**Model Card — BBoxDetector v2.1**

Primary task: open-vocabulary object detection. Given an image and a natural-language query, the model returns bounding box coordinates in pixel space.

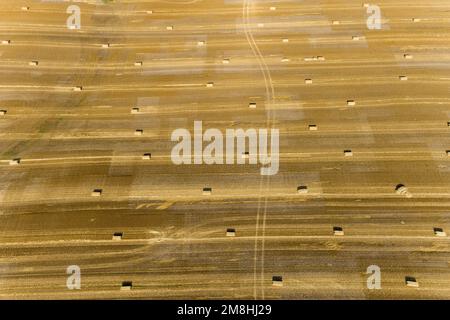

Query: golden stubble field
[0,0,449,299]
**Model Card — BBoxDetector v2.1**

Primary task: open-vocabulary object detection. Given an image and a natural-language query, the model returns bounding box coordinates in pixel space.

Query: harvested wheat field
[0,0,449,299]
